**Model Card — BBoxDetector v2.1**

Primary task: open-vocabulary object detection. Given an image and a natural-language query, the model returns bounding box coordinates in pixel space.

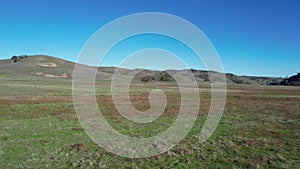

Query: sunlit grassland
[0,79,299,168]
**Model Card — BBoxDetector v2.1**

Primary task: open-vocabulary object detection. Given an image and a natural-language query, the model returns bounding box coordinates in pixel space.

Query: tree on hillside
[11,56,18,63]
[141,76,155,82]
[277,73,300,86]
[10,55,28,63]
[288,73,300,86]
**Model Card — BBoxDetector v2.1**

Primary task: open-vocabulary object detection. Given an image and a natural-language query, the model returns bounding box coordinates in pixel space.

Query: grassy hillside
[0,55,299,168]
[0,55,283,85]
[0,55,74,80]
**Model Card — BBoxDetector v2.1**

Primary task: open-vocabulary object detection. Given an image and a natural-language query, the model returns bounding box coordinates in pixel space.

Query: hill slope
[0,55,74,79]
[0,55,283,85]
[276,73,300,86]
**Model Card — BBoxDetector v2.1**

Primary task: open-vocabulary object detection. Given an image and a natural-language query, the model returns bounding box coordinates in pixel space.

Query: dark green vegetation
[0,56,299,168]
[276,73,300,86]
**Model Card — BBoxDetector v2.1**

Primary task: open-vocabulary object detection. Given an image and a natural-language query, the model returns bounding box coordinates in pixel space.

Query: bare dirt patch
[70,143,88,152]
[36,62,57,67]
[32,72,69,78]
[0,95,72,104]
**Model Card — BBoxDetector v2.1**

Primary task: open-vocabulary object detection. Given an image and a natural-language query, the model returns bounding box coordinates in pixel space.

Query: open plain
[0,67,299,168]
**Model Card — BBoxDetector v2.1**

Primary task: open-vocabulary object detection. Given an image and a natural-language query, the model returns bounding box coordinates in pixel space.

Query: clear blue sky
[0,0,299,77]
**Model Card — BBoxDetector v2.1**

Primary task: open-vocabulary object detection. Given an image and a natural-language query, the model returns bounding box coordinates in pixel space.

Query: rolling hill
[0,55,284,85]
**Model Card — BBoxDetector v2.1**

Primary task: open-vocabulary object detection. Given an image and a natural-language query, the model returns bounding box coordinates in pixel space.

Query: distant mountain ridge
[0,55,288,85]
